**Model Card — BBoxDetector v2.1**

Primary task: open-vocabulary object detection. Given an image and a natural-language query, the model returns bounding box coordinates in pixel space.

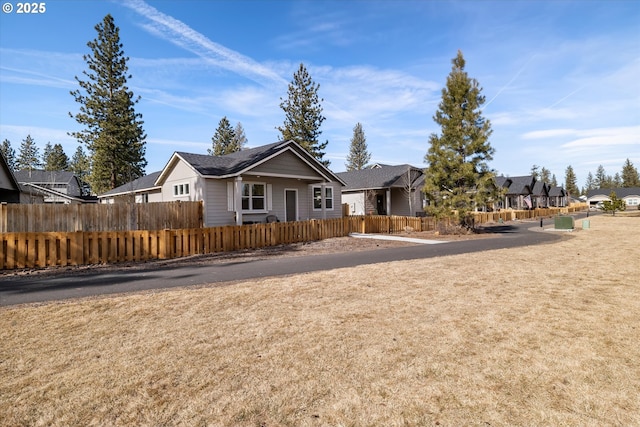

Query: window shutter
[267,184,273,211]
[227,182,234,211]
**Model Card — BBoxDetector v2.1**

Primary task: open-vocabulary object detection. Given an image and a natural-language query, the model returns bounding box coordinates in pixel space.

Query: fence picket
[1,206,587,271]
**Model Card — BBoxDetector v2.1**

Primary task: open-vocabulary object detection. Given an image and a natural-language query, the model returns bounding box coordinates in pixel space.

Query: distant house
[495,175,566,210]
[14,170,94,204]
[0,151,21,203]
[531,180,550,208]
[586,187,640,209]
[336,164,425,216]
[99,171,163,204]
[548,186,568,207]
[98,140,345,226]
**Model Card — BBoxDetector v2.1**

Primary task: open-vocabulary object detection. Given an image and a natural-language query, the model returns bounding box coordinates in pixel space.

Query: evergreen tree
[277,63,329,166]
[584,172,596,191]
[16,134,42,171]
[550,174,558,187]
[602,191,626,216]
[232,122,248,152]
[42,142,53,167]
[345,122,371,171]
[69,14,147,194]
[208,117,237,156]
[1,139,16,171]
[621,158,640,187]
[564,165,579,197]
[69,145,91,195]
[613,172,622,188]
[540,167,551,184]
[530,164,540,180]
[423,50,496,224]
[595,165,610,189]
[43,143,69,171]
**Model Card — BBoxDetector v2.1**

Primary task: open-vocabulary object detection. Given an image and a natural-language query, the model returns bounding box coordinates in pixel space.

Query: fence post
[159,229,171,259]
[1,202,7,233]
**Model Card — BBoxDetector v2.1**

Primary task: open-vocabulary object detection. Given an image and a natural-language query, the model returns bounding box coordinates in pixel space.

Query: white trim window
[242,182,266,212]
[173,183,190,197]
[313,186,333,210]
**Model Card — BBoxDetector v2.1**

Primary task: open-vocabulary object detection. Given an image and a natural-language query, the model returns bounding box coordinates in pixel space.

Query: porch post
[235,176,243,225]
[386,189,391,216]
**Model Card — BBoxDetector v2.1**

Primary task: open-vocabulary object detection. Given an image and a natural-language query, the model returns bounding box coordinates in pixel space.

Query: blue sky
[1,0,638,190]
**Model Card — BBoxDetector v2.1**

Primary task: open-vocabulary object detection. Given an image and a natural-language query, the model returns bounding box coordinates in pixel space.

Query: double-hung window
[242,182,266,211]
[313,186,333,210]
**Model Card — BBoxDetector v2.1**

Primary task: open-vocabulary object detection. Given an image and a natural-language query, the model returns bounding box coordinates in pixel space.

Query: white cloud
[121,0,287,87]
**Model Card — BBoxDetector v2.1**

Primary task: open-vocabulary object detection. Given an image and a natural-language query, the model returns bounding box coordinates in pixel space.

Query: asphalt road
[0,214,592,307]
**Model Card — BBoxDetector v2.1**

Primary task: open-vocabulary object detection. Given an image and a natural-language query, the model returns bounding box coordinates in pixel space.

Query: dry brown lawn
[1,215,639,426]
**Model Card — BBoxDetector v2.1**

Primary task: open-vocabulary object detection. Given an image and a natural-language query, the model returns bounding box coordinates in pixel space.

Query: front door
[376,194,385,215]
[285,189,297,222]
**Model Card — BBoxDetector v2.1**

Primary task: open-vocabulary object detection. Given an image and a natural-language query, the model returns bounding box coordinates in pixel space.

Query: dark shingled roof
[586,187,640,198]
[336,164,423,191]
[531,180,548,196]
[502,175,535,195]
[14,169,78,184]
[100,171,162,196]
[548,186,566,197]
[175,141,285,176]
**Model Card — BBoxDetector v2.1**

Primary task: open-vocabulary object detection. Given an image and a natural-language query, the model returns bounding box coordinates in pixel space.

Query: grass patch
[1,216,639,426]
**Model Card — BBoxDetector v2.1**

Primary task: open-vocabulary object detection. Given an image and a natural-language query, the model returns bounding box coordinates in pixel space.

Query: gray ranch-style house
[337,164,425,216]
[495,175,568,210]
[586,187,640,209]
[99,140,346,227]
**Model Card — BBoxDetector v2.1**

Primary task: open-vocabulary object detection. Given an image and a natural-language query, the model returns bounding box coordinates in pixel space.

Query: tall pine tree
[232,122,248,152]
[621,158,639,187]
[564,165,579,197]
[16,134,42,171]
[208,117,238,156]
[1,139,16,171]
[345,122,371,171]
[43,143,70,171]
[69,14,146,194]
[278,63,329,166]
[540,167,552,184]
[584,171,596,192]
[69,146,91,195]
[423,51,496,223]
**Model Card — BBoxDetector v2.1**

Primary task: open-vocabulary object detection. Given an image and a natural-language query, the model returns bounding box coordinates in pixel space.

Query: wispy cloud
[0,48,80,89]
[121,0,287,86]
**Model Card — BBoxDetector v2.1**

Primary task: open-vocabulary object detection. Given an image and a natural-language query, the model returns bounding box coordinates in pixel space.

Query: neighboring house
[99,140,345,226]
[586,187,640,209]
[548,186,567,208]
[14,170,92,204]
[531,180,549,208]
[0,151,21,203]
[495,175,567,210]
[98,171,163,204]
[337,164,425,216]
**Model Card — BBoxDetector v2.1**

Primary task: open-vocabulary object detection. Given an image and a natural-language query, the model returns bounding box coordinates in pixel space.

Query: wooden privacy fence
[0,218,351,270]
[1,207,587,270]
[0,201,203,232]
